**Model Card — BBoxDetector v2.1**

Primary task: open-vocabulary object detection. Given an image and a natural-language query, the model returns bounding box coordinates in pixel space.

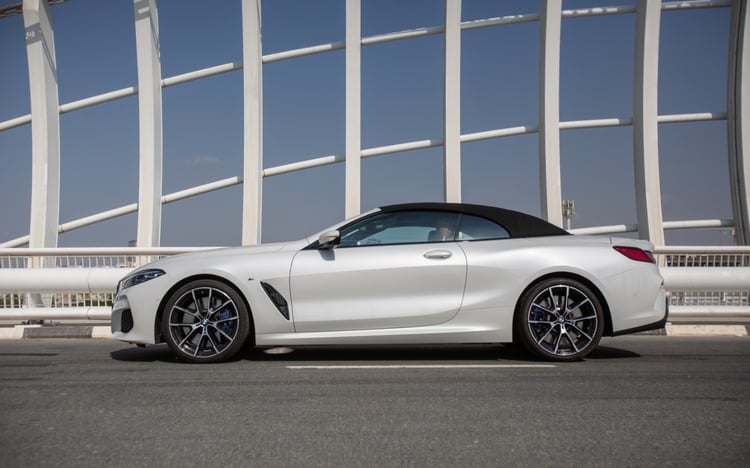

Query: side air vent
[121,309,134,333]
[260,282,290,320]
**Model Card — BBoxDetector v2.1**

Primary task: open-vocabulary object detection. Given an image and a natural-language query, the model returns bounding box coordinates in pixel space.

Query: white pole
[539,0,563,227]
[23,0,60,253]
[133,0,163,247]
[242,0,264,245]
[444,0,462,203]
[345,0,362,218]
[728,0,750,244]
[633,0,665,246]
[23,0,60,307]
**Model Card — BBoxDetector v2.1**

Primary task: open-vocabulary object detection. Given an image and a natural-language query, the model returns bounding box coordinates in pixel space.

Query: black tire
[515,278,604,361]
[161,279,251,363]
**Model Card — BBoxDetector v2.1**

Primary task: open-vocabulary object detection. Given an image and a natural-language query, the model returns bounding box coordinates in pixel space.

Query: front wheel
[161,279,251,363]
[516,278,604,361]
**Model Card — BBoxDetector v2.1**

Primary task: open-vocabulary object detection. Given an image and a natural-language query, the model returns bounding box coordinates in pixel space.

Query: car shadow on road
[110,343,179,363]
[110,342,641,364]
[244,344,532,362]
[110,343,535,363]
[586,345,641,359]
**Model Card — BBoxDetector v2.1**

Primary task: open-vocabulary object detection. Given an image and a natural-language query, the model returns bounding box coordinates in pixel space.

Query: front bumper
[110,275,169,345]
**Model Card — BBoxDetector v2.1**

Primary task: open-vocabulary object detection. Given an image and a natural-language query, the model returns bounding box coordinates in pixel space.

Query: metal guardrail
[0,246,748,323]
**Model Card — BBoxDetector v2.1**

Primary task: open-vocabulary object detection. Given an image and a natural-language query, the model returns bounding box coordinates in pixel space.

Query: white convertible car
[112,203,667,363]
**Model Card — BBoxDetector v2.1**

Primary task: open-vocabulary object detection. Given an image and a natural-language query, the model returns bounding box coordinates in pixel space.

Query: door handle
[424,249,452,260]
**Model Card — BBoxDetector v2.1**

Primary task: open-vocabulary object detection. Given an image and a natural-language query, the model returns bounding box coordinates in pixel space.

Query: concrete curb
[0,324,747,340]
[0,325,113,340]
[665,323,748,337]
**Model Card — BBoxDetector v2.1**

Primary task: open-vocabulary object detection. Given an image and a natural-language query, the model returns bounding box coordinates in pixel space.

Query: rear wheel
[516,278,603,361]
[161,279,250,363]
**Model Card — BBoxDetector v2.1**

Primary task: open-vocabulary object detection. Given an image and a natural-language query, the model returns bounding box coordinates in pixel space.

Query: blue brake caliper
[217,308,235,337]
[531,306,547,335]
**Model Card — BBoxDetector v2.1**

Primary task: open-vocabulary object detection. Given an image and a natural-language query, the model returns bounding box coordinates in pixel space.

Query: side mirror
[318,230,340,249]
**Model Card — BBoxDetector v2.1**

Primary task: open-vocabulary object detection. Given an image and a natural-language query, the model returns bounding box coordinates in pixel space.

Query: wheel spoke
[563,286,571,313]
[178,326,200,349]
[573,313,597,322]
[169,320,197,328]
[535,324,556,345]
[192,290,203,315]
[547,288,558,311]
[531,302,556,316]
[568,323,593,343]
[169,314,201,327]
[211,323,235,342]
[205,331,220,354]
[211,299,234,316]
[192,335,203,357]
[553,330,563,354]
[174,305,200,319]
[567,297,591,314]
[214,316,238,325]
[566,331,580,353]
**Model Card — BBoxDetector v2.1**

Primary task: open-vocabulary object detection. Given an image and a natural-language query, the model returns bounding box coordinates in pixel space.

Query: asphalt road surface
[0,336,748,467]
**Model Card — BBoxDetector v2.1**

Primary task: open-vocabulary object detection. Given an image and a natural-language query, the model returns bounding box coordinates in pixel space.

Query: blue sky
[0,0,735,247]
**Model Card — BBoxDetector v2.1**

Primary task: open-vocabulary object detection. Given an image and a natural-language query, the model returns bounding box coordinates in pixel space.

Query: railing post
[539,0,563,227]
[345,0,362,218]
[242,0,264,245]
[728,0,750,245]
[633,0,665,246]
[444,0,462,203]
[133,0,163,248]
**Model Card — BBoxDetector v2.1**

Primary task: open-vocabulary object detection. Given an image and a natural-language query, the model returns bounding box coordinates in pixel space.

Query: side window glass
[338,211,460,247]
[458,214,510,240]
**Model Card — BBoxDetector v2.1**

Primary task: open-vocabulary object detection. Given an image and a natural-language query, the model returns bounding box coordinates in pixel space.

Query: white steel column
[538,0,563,227]
[633,0,665,245]
[133,0,163,247]
[444,0,462,203]
[345,0,361,218]
[242,0,263,245]
[23,0,60,251]
[728,0,750,245]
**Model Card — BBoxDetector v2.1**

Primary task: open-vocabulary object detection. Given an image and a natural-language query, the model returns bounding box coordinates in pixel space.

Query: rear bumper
[612,296,669,336]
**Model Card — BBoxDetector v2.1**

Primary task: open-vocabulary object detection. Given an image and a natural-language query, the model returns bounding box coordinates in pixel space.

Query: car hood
[131,240,307,273]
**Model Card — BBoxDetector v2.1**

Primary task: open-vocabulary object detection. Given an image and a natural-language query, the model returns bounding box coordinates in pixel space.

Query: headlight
[117,269,166,293]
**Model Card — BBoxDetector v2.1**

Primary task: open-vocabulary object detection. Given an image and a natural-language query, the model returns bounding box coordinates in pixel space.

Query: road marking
[286,364,556,369]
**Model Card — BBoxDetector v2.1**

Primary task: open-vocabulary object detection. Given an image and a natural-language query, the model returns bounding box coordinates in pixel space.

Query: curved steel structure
[0,0,748,249]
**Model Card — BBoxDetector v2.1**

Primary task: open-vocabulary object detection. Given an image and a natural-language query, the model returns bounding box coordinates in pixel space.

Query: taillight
[613,246,655,263]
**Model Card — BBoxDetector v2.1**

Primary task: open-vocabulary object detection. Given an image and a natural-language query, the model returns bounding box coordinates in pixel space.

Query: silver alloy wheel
[167,286,240,359]
[526,284,599,357]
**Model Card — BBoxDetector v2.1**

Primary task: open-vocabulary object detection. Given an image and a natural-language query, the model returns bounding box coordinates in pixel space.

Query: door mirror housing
[318,230,340,249]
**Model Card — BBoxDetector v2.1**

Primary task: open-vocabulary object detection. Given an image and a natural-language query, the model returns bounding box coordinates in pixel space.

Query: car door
[289,211,468,333]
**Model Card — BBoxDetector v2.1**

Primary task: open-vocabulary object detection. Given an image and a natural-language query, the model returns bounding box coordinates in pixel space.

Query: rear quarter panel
[457,236,659,332]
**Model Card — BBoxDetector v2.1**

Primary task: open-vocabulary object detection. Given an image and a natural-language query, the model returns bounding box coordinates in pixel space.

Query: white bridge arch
[0,0,749,320]
[0,0,748,249]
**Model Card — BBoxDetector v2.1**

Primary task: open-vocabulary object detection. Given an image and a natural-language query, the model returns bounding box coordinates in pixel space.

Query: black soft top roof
[379,202,569,238]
